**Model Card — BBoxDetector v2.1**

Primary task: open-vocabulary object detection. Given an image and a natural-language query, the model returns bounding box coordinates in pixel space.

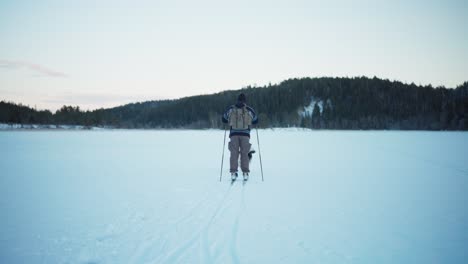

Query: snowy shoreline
[0,123,106,130]
[1,123,466,132]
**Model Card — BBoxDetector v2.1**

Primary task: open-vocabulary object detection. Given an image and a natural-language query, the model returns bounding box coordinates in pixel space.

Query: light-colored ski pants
[228,135,252,173]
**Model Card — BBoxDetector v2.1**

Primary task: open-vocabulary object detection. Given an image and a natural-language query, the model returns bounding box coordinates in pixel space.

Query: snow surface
[1,130,468,263]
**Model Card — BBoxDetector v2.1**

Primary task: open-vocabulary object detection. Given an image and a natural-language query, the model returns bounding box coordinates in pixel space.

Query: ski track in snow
[229,183,247,264]
[78,179,247,264]
[127,182,216,264]
[147,180,246,264]
[201,185,234,263]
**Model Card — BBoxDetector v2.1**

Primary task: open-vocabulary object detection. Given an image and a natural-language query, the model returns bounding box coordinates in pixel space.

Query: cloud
[0,59,68,78]
[41,92,165,111]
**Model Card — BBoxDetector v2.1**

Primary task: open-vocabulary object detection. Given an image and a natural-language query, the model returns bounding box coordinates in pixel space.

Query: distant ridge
[1,76,467,130]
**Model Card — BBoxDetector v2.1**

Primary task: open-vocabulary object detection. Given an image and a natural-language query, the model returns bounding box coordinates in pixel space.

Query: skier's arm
[247,106,258,125]
[222,106,233,124]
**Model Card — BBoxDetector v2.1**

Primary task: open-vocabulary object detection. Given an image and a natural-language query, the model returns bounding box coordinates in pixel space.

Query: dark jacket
[222,102,258,137]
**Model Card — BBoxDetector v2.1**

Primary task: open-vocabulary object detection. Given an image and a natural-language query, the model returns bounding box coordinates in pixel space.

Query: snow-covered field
[1,130,467,263]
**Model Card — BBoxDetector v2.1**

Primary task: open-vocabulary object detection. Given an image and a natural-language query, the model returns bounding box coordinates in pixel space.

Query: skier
[222,93,258,181]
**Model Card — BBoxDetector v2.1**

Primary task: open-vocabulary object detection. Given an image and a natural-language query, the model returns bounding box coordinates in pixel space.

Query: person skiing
[222,93,258,181]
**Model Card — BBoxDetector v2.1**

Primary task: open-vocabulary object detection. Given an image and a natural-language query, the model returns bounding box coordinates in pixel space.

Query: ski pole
[255,127,264,181]
[220,126,227,182]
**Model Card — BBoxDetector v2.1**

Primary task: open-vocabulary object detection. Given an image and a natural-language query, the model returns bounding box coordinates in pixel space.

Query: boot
[231,172,238,181]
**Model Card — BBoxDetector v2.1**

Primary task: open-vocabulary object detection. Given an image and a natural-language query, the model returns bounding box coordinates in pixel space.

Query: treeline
[1,76,468,130]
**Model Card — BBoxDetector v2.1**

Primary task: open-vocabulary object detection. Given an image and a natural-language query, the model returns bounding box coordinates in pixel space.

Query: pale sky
[1,0,467,111]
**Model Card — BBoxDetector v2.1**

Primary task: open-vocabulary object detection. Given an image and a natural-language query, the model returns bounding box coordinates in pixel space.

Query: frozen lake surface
[1,130,467,263]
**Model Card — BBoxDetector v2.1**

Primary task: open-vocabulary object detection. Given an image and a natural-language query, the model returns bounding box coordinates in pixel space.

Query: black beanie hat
[238,93,246,103]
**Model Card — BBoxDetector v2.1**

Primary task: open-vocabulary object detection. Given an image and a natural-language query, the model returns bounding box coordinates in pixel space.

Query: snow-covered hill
[1,130,467,263]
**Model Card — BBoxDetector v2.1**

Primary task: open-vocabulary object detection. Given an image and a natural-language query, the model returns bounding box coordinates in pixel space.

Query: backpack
[229,105,252,130]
